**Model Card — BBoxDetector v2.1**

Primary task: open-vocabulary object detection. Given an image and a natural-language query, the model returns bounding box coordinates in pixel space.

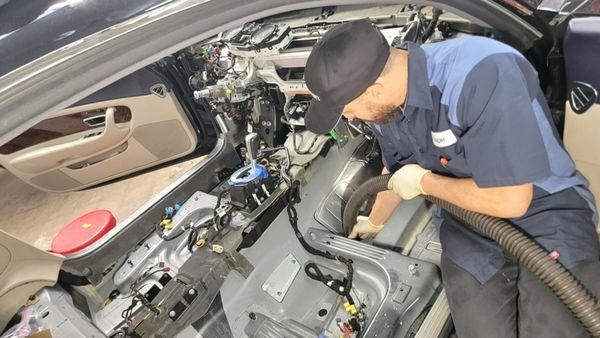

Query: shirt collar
[400,41,433,112]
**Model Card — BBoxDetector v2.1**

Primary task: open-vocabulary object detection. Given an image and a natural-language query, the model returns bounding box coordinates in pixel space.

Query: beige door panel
[0,92,197,192]
[564,103,600,213]
[65,137,157,183]
[0,230,64,331]
[10,107,131,174]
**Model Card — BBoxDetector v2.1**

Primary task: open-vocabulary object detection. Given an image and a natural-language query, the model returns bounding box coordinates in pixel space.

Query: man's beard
[368,103,402,125]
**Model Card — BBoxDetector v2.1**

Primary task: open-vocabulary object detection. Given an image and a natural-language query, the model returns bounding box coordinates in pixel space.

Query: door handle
[11,107,131,173]
[83,114,106,128]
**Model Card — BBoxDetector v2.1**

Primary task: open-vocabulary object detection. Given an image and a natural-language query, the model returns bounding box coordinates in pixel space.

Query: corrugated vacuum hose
[342,174,600,337]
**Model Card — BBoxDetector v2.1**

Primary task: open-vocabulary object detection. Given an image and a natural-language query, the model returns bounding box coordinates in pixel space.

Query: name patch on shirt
[431,129,457,148]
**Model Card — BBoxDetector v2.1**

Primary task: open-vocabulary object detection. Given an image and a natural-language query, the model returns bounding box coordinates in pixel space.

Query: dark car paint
[563,16,600,103]
[0,0,171,78]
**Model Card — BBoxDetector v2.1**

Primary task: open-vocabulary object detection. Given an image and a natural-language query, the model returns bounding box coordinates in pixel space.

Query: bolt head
[169,310,176,318]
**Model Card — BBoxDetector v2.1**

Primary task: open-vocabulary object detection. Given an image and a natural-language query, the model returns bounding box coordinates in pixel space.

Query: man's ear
[365,82,386,100]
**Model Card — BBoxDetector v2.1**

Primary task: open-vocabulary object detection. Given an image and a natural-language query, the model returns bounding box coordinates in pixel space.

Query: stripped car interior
[1,2,599,338]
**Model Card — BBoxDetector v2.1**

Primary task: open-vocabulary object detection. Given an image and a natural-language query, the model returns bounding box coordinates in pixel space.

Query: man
[303,19,600,337]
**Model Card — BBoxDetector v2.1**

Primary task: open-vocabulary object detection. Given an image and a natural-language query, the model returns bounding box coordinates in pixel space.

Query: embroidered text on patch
[431,129,457,148]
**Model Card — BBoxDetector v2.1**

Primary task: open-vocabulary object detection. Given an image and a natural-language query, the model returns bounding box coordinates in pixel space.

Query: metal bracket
[261,253,301,302]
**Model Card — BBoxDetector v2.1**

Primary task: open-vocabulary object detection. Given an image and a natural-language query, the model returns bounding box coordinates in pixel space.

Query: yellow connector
[343,301,357,315]
[160,219,173,230]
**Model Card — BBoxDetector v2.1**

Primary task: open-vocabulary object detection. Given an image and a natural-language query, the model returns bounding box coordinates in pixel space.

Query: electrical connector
[160,219,173,230]
[343,301,357,315]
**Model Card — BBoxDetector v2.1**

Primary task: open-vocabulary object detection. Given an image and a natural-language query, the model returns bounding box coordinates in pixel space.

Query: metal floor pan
[218,140,442,337]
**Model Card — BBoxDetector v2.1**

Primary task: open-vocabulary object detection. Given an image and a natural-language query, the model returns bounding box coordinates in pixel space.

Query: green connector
[329,129,338,141]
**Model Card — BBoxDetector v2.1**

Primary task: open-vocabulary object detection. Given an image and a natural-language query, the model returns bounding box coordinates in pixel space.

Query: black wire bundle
[213,189,235,227]
[286,181,355,304]
[214,189,228,215]
[187,228,199,253]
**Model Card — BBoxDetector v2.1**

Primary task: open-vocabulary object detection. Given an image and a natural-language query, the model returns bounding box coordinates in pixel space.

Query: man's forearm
[368,167,402,225]
[369,190,402,225]
[421,173,533,218]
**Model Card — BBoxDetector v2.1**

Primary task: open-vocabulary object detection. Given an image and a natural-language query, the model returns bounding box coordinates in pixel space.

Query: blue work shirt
[372,37,599,283]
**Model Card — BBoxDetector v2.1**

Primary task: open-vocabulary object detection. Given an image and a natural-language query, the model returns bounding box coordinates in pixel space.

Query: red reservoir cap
[51,210,116,254]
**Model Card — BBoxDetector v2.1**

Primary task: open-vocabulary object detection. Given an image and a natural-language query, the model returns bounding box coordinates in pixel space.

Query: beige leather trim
[0,92,197,192]
[0,230,63,331]
[10,107,130,174]
[564,102,600,215]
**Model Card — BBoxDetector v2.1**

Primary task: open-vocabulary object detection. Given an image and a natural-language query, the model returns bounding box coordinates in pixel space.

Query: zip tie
[252,193,262,205]
[261,184,271,197]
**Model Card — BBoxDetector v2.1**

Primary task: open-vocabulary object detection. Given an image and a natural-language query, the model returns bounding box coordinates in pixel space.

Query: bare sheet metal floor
[0,157,203,250]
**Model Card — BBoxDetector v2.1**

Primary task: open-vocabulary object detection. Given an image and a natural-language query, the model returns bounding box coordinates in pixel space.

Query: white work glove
[348,216,384,239]
[387,164,431,200]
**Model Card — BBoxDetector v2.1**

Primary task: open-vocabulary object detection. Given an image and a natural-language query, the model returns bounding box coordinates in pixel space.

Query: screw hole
[41,311,50,319]
[318,309,328,317]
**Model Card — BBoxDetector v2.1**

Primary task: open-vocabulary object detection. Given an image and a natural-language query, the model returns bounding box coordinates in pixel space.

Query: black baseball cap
[304,19,390,134]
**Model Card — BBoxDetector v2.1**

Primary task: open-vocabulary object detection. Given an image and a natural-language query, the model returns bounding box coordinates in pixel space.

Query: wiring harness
[286,180,363,333]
